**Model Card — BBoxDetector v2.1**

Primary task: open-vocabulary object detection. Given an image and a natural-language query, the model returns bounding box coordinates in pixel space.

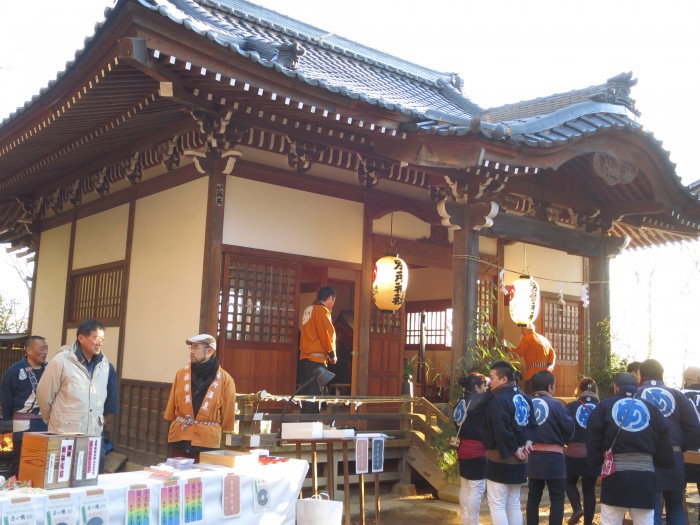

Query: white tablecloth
[0,458,309,524]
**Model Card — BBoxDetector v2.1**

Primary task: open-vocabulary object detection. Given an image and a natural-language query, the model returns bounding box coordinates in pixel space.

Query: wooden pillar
[200,163,226,336]
[588,255,611,369]
[183,113,245,338]
[450,210,479,400]
[355,203,373,396]
[451,227,467,394]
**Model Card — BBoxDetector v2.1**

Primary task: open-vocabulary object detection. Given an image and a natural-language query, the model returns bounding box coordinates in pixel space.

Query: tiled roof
[135,0,483,123]
[0,0,647,149]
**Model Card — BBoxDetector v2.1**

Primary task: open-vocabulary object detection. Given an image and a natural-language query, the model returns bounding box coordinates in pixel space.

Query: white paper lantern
[372,255,408,311]
[509,275,540,326]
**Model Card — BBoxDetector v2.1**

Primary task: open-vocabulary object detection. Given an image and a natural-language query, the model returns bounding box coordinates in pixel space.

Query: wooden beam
[118,37,220,113]
[504,177,599,215]
[482,212,627,258]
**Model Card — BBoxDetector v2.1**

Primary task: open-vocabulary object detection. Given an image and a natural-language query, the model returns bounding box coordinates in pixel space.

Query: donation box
[19,432,76,489]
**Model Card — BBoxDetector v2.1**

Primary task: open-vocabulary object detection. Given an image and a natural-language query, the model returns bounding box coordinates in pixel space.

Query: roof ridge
[195,0,459,89]
[483,72,639,123]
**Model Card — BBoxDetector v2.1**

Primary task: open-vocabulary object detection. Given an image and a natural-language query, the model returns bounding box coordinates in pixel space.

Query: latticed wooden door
[368,304,405,396]
[219,253,301,394]
[542,294,584,396]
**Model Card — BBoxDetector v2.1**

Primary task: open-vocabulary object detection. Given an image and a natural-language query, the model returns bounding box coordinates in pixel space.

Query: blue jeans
[653,489,686,525]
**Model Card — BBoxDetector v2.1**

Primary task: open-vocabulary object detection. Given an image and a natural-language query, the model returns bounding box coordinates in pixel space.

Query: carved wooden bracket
[68,180,83,207]
[285,137,327,173]
[161,136,181,171]
[469,202,500,231]
[436,198,462,230]
[184,111,248,175]
[124,153,143,184]
[94,168,110,197]
[358,156,393,188]
[47,189,65,214]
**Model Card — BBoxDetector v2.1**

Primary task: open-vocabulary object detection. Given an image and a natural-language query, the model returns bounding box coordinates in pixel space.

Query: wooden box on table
[18,432,76,489]
[70,434,101,487]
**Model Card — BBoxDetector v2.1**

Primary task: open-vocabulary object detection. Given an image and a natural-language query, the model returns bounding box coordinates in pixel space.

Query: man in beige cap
[164,334,236,461]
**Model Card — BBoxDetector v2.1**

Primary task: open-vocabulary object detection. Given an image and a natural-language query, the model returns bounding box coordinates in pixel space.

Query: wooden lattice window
[405,300,451,349]
[542,294,583,363]
[68,264,124,324]
[404,276,498,349]
[477,277,498,345]
[224,257,298,343]
[370,303,403,335]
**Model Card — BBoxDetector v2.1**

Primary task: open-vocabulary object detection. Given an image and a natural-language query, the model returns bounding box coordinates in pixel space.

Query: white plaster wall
[122,178,207,382]
[406,267,452,301]
[373,212,431,240]
[504,243,583,296]
[479,236,497,256]
[223,177,363,263]
[72,205,129,269]
[32,224,71,348]
[502,243,584,344]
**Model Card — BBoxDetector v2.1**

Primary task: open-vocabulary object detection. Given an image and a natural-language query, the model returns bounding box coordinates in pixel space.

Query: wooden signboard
[18,432,76,489]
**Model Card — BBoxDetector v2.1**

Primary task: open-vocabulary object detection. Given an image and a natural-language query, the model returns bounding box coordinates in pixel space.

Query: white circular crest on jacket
[640,387,676,418]
[453,398,467,426]
[513,393,531,426]
[302,306,313,325]
[533,397,549,425]
[612,398,650,432]
[575,403,596,428]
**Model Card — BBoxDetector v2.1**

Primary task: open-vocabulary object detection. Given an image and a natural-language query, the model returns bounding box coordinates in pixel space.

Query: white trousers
[600,504,653,525]
[486,480,523,525]
[460,477,486,525]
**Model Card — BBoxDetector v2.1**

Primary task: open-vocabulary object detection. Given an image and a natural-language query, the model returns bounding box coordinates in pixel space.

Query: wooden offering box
[71,434,101,487]
[19,432,76,489]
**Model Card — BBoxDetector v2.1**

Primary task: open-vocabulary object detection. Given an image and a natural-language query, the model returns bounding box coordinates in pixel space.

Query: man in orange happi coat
[509,324,555,394]
[164,334,236,461]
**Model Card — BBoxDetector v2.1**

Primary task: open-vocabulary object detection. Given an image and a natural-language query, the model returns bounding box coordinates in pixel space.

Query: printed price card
[160,481,182,525]
[222,474,241,519]
[355,437,369,474]
[46,492,77,525]
[4,497,36,525]
[183,478,203,524]
[127,484,152,525]
[371,437,385,473]
[81,489,109,525]
[253,479,270,513]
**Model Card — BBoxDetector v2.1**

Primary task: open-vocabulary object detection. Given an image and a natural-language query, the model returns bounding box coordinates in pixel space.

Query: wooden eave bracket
[440,200,627,258]
[117,37,219,113]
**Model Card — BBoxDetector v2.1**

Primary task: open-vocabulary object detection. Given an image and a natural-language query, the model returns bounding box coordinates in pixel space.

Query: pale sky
[1,0,698,383]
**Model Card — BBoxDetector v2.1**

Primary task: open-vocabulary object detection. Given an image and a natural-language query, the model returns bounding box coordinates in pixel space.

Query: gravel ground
[347,482,700,525]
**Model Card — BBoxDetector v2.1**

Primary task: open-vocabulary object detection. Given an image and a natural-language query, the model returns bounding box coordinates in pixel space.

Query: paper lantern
[508,275,540,326]
[372,255,408,311]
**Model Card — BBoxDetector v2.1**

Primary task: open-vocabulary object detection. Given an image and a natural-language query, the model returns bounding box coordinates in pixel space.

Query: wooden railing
[112,379,453,492]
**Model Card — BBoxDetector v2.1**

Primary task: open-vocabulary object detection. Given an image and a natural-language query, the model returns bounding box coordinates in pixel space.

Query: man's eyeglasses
[87,335,106,343]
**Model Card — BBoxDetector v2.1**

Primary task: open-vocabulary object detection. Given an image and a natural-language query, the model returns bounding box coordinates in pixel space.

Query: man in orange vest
[298,287,337,414]
[164,334,236,461]
[509,324,555,393]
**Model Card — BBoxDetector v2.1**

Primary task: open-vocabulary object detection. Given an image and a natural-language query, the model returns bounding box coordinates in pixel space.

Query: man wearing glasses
[37,319,118,470]
[164,334,236,461]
